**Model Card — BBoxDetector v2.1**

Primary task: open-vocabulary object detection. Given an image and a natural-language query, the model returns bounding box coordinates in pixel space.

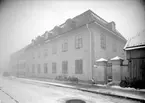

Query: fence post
[95,58,108,84]
[111,56,123,84]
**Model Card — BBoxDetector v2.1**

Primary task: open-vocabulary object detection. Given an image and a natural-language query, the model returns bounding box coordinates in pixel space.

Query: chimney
[111,21,116,31]
[107,21,116,31]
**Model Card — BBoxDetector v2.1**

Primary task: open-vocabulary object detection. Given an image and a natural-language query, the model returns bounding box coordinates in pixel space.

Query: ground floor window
[44,63,48,73]
[27,65,29,73]
[75,59,83,74]
[37,64,41,73]
[52,62,57,73]
[32,64,35,73]
[62,61,68,74]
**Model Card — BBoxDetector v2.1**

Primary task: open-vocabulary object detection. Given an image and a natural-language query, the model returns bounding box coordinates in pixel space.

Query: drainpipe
[86,24,93,79]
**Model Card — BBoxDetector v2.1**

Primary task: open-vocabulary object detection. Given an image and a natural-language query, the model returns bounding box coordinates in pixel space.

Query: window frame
[62,61,68,74]
[75,59,83,74]
[75,35,83,49]
[112,40,117,52]
[37,64,41,73]
[32,52,35,59]
[62,39,68,52]
[52,43,57,54]
[44,63,48,73]
[44,49,48,57]
[32,64,35,73]
[37,51,41,58]
[52,62,57,73]
[100,33,106,50]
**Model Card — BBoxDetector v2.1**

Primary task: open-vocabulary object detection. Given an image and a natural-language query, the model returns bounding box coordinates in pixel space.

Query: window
[32,52,35,59]
[75,35,83,49]
[62,39,68,52]
[52,62,57,73]
[44,63,48,73]
[44,49,48,57]
[37,64,41,73]
[75,59,83,74]
[27,65,29,73]
[32,64,35,73]
[62,61,68,74]
[38,51,41,58]
[112,40,117,52]
[23,63,26,69]
[52,43,57,54]
[25,64,29,72]
[100,33,106,49]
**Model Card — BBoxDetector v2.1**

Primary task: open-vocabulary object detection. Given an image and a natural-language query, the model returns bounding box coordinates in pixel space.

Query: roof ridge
[33,9,126,45]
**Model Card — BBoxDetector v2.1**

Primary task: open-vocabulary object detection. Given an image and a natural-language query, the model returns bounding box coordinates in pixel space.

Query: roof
[96,58,108,62]
[111,56,124,61]
[26,9,126,50]
[124,30,145,50]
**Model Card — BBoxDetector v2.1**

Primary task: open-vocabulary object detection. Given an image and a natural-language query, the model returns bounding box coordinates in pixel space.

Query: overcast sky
[0,0,145,69]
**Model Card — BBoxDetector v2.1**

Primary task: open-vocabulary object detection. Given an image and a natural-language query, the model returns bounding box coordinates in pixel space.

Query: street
[0,77,141,103]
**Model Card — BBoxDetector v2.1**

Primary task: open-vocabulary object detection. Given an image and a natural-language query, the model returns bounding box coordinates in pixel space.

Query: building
[9,10,126,82]
[124,30,145,81]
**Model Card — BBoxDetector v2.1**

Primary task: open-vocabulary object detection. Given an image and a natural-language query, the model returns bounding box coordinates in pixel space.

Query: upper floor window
[75,35,83,49]
[62,39,68,52]
[23,63,26,69]
[75,59,83,74]
[44,63,48,73]
[100,33,106,50]
[38,51,41,58]
[52,43,57,54]
[32,52,35,59]
[44,49,48,57]
[112,40,117,52]
[62,61,68,74]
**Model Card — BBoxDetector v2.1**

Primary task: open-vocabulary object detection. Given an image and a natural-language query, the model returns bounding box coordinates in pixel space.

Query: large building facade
[9,10,126,81]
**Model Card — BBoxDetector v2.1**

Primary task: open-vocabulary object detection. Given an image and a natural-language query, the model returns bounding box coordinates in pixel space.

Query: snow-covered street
[0,77,141,103]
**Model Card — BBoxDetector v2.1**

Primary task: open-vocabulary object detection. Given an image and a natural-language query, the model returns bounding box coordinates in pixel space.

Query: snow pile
[95,84,107,87]
[111,85,136,90]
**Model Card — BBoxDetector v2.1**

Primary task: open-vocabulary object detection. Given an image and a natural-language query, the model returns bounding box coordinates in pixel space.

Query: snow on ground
[95,82,145,93]
[17,77,145,92]
[0,77,140,103]
[111,85,136,90]
[95,84,107,87]
[0,89,16,103]
[111,85,145,92]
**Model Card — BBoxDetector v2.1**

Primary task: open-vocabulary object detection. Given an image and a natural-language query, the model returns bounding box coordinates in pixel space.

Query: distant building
[9,10,126,81]
[124,30,145,80]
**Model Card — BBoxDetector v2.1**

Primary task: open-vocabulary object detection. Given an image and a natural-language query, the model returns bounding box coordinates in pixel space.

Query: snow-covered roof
[124,30,145,50]
[111,56,123,61]
[96,58,108,62]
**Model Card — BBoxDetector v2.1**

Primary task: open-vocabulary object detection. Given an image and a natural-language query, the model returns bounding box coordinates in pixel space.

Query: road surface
[0,76,141,103]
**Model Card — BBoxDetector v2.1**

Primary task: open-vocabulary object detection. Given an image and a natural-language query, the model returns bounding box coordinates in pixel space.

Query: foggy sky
[0,0,145,69]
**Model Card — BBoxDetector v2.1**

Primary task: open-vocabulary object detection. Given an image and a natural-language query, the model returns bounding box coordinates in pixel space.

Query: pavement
[17,77,145,102]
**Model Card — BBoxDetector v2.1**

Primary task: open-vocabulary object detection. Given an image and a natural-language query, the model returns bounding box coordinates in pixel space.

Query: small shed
[124,30,145,80]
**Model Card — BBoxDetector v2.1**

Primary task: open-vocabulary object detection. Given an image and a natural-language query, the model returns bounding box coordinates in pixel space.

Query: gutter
[86,24,93,79]
[125,45,145,51]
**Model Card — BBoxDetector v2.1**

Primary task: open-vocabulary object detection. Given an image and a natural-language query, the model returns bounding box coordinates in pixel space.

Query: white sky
[0,0,145,69]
